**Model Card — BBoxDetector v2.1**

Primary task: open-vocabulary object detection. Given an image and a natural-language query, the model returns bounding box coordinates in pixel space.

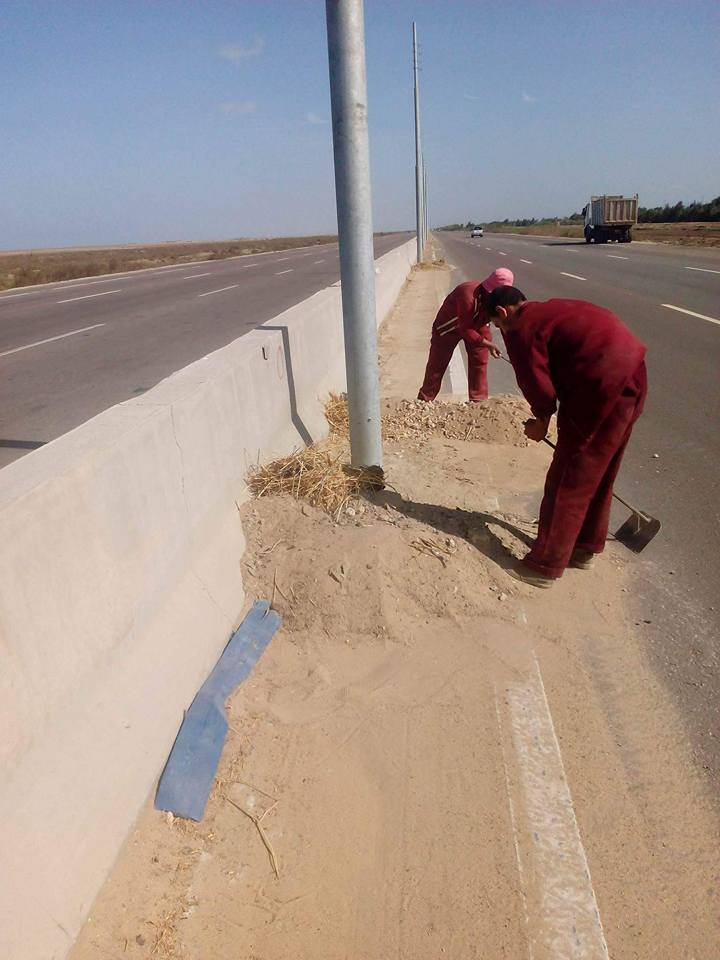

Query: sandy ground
[70,261,720,960]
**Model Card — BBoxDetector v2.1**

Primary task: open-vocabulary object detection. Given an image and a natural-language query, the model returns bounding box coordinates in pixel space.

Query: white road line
[661,303,720,326]
[182,272,212,279]
[499,252,508,256]
[0,290,36,300]
[0,323,106,358]
[275,269,293,276]
[498,657,610,960]
[197,284,239,298]
[314,259,326,264]
[520,259,533,265]
[485,247,492,251]
[560,272,587,281]
[685,266,720,275]
[275,257,290,262]
[240,263,259,268]
[607,255,629,260]
[56,289,122,304]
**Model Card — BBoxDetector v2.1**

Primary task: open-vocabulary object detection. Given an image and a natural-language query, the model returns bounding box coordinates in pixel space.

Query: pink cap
[481,267,514,293]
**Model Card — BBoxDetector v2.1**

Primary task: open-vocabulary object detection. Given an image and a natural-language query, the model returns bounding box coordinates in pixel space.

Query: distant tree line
[439,196,720,230]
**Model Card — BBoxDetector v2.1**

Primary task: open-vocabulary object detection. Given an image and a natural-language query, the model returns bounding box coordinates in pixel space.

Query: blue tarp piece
[155,600,281,821]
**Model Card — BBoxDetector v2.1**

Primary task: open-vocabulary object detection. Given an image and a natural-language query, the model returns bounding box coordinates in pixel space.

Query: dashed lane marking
[520,259,533,265]
[499,252,508,256]
[607,255,629,260]
[661,303,720,326]
[275,269,293,276]
[560,272,587,281]
[685,266,720,275]
[182,272,212,279]
[0,323,106,358]
[314,260,326,264]
[197,284,239,298]
[56,289,122,303]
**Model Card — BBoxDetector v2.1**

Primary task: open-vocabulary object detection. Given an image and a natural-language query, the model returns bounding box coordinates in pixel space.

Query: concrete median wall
[0,238,416,960]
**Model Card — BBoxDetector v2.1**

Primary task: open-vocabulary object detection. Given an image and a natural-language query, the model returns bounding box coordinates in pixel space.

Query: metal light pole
[325,0,383,471]
[412,22,424,263]
[423,161,428,249]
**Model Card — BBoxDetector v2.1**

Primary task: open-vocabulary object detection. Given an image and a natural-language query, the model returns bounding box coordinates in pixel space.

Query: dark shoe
[507,565,555,589]
[569,548,595,570]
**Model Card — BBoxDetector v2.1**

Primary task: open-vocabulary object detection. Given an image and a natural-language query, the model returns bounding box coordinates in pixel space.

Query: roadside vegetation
[0,234,338,292]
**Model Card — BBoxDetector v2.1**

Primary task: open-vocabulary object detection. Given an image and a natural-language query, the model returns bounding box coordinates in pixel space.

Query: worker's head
[478,268,514,309]
[486,286,527,332]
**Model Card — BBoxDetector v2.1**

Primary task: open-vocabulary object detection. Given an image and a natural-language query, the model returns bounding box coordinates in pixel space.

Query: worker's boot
[507,564,555,589]
[569,548,595,570]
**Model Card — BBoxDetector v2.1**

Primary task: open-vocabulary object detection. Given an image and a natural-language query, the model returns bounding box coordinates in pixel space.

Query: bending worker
[486,286,647,588]
[418,268,514,402]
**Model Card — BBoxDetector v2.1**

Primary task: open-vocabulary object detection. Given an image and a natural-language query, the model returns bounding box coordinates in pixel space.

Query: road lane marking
[661,303,720,326]
[275,269,293,276]
[607,255,629,260]
[240,263,259,268]
[56,289,122,303]
[197,284,239,298]
[560,272,587,281]
[314,259,326,264]
[0,290,36,300]
[499,252,508,256]
[520,259,533,265]
[497,657,610,960]
[485,247,492,251]
[0,323,106,358]
[275,257,290,262]
[182,272,212,279]
[685,266,720,275]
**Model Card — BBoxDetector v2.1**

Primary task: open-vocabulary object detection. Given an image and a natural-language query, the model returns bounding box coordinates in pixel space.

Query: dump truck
[582,195,638,244]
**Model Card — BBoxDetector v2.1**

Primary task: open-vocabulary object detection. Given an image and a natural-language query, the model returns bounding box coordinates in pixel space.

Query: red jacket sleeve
[458,292,492,345]
[503,327,557,420]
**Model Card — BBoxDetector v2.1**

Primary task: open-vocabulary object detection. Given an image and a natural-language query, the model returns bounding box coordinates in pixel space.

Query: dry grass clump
[247,445,382,516]
[325,392,350,437]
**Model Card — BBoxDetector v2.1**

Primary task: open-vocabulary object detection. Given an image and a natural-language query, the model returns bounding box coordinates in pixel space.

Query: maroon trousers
[418,331,489,402]
[524,362,647,579]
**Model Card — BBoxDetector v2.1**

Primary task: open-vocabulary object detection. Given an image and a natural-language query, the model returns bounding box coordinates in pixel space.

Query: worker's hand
[524,417,550,442]
[487,344,502,359]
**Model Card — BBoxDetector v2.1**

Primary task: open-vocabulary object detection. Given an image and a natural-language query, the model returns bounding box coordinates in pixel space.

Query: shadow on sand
[368,489,535,573]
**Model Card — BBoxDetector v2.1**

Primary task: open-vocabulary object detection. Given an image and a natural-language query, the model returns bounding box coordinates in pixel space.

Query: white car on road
[470,227,484,238]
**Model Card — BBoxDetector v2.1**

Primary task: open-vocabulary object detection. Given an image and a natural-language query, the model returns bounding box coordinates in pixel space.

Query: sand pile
[382,395,531,446]
[326,392,532,447]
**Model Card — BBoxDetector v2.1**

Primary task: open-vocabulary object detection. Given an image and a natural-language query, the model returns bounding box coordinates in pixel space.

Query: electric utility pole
[413,22,424,262]
[325,0,383,471]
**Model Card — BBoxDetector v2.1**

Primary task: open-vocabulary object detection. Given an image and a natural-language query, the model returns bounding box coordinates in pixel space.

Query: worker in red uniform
[417,268,514,402]
[486,286,647,588]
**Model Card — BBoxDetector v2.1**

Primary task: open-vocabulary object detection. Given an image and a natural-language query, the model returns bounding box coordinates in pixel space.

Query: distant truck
[582,195,638,244]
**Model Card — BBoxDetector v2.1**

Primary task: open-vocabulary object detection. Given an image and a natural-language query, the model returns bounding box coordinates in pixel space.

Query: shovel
[497,353,660,552]
[540,436,661,553]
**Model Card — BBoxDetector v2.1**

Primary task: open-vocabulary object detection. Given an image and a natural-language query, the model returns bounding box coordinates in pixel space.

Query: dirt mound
[381,394,531,446]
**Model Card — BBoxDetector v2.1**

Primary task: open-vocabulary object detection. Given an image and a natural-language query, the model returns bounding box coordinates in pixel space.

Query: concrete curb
[0,238,417,960]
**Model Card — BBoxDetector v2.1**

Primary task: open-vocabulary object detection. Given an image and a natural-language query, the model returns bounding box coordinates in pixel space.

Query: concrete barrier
[0,238,416,960]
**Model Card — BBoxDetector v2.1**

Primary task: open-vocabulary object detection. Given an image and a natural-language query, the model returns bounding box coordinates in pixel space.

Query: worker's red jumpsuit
[503,299,647,578]
[418,281,492,401]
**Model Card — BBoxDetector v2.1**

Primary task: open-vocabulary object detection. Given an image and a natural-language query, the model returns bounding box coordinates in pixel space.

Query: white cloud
[522,91,538,104]
[219,100,256,115]
[306,112,327,125]
[219,37,264,62]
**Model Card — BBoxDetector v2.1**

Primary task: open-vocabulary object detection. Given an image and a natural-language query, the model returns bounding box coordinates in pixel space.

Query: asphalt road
[437,230,720,785]
[0,233,411,468]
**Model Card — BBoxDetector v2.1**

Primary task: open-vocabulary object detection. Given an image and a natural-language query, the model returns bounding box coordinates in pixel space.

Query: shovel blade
[614,511,661,553]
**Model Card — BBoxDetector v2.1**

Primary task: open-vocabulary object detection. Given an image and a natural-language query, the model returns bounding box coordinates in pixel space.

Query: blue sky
[1,1,718,248]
